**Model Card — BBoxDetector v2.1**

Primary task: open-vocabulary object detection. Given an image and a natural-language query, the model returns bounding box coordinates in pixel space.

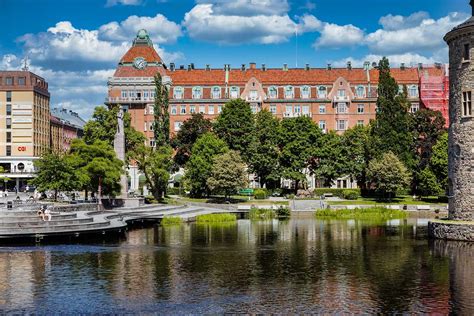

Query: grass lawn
[328,195,445,206]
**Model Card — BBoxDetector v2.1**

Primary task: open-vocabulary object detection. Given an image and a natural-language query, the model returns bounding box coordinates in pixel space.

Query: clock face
[133,57,147,70]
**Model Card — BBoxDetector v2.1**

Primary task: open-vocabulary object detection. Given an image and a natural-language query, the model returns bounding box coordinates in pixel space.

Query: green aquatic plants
[249,208,276,220]
[161,216,183,226]
[315,207,408,220]
[196,213,237,223]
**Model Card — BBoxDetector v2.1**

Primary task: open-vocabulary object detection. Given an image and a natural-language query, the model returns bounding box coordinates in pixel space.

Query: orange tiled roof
[113,66,166,77]
[119,45,162,64]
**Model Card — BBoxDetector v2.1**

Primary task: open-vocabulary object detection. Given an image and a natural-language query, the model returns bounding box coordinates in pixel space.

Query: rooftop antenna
[22,55,29,71]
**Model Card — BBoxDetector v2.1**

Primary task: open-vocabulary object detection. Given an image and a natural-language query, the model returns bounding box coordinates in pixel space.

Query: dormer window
[249,90,258,101]
[356,86,365,98]
[230,86,239,99]
[318,86,327,99]
[192,87,202,99]
[212,86,221,99]
[285,86,294,99]
[462,91,472,117]
[338,89,346,97]
[174,87,183,99]
[268,86,278,99]
[408,85,418,97]
[301,86,310,99]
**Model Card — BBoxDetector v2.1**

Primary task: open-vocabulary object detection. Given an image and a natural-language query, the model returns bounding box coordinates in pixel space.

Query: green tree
[367,151,411,200]
[418,167,443,196]
[310,131,345,187]
[279,116,321,192]
[428,132,448,195]
[214,99,255,162]
[69,139,123,198]
[133,145,173,200]
[0,166,10,192]
[249,110,281,188]
[30,152,82,200]
[172,113,212,166]
[372,57,415,169]
[184,133,228,198]
[207,150,248,199]
[152,73,170,147]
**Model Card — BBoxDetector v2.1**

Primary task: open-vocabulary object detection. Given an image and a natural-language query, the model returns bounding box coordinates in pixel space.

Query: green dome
[137,29,148,39]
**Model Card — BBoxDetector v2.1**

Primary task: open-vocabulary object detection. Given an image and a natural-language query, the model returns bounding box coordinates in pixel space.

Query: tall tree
[214,99,255,162]
[152,73,170,147]
[420,131,448,196]
[249,110,281,188]
[207,150,248,200]
[172,113,213,166]
[184,133,228,198]
[309,131,345,187]
[372,57,415,169]
[279,116,321,192]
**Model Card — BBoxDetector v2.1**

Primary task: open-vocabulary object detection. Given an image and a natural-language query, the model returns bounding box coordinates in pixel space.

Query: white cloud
[196,0,289,16]
[105,0,142,7]
[297,14,323,33]
[314,23,364,48]
[378,11,430,31]
[1,54,19,69]
[183,3,297,44]
[98,14,182,44]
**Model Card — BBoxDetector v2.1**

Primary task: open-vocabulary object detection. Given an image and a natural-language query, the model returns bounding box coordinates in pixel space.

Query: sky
[0,0,470,118]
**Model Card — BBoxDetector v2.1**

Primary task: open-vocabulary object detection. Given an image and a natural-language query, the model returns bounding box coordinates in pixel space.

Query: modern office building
[0,71,50,190]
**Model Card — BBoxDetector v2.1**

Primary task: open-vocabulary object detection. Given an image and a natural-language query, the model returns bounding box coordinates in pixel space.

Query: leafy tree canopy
[207,150,248,199]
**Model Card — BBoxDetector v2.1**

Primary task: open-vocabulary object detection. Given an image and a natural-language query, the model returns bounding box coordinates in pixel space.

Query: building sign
[18,146,27,152]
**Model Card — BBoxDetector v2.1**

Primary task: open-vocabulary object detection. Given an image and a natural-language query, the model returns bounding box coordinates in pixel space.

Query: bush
[254,189,267,200]
[145,195,157,204]
[275,206,291,218]
[196,213,237,223]
[161,216,183,226]
[166,187,182,196]
[315,207,407,220]
[249,208,275,220]
[342,189,360,200]
[313,188,361,199]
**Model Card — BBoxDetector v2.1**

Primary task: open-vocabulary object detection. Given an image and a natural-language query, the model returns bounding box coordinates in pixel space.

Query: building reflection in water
[0,219,469,314]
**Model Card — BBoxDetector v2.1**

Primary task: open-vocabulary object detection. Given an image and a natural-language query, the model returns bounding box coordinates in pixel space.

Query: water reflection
[0,219,471,314]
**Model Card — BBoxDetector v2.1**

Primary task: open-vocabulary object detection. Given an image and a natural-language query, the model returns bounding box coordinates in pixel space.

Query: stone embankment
[428,220,474,242]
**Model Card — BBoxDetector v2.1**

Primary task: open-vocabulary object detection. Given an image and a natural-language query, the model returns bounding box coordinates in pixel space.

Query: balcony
[333,95,350,103]
[283,112,312,118]
[246,96,263,102]
[105,97,155,104]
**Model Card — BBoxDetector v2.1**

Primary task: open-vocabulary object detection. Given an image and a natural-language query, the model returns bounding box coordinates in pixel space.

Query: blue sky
[0,0,470,118]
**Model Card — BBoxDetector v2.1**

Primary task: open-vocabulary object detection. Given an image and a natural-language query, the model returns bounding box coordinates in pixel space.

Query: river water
[0,218,473,314]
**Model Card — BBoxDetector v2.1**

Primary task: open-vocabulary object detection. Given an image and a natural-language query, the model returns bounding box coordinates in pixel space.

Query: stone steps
[0,217,94,228]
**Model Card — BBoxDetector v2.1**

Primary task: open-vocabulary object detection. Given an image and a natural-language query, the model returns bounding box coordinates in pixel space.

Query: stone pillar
[114,107,128,199]
[444,11,474,221]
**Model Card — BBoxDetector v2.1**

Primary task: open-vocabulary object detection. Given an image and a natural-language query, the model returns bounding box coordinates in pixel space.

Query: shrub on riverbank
[253,189,267,200]
[276,206,291,218]
[161,216,183,226]
[249,208,275,220]
[196,213,237,223]
[315,207,407,220]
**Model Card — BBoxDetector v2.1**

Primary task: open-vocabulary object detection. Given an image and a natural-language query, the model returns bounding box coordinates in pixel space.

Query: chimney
[179,65,185,70]
[191,63,195,70]
[400,63,406,70]
[170,63,175,71]
[327,63,332,70]
[283,63,288,71]
[418,63,423,70]
[249,62,256,70]
[206,64,210,71]
[262,64,266,71]
[347,61,352,70]
[305,63,310,71]
[435,62,442,69]
[241,64,246,71]
[187,64,192,71]
[363,61,370,71]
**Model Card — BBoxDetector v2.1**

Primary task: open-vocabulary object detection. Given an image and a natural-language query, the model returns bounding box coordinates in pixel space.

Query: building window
[6,104,11,116]
[174,122,183,132]
[6,132,11,143]
[251,105,257,113]
[180,105,186,114]
[319,120,326,131]
[208,105,215,115]
[212,86,221,99]
[463,91,472,117]
[6,146,11,157]
[408,85,418,97]
[337,89,346,97]
[301,86,310,99]
[318,86,327,99]
[18,77,26,85]
[249,90,258,101]
[144,122,147,132]
[144,90,149,99]
[356,86,365,98]
[121,90,127,98]
[149,139,156,147]
[302,105,310,116]
[337,120,347,131]
[268,86,278,99]
[357,104,365,114]
[230,86,239,99]
[357,120,364,127]
[171,105,177,115]
[285,105,292,116]
[6,118,11,129]
[294,105,301,114]
[218,105,223,114]
[199,105,206,114]
[410,103,420,113]
[337,103,347,114]
[285,86,294,99]
[5,77,13,85]
[270,105,277,114]
[190,105,196,114]
[6,91,12,102]
[174,87,184,99]
[464,43,470,61]
[319,105,326,114]
[192,87,202,99]
[148,105,154,115]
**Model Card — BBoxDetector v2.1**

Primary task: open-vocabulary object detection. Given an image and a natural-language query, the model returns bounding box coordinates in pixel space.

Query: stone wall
[429,221,474,241]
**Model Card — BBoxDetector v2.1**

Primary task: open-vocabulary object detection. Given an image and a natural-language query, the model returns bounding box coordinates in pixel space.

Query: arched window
[301,86,310,99]
[230,86,239,99]
[318,86,327,99]
[174,86,183,99]
[356,86,365,98]
[268,86,278,99]
[285,86,294,99]
[192,87,202,99]
[212,86,221,99]
[408,85,418,97]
